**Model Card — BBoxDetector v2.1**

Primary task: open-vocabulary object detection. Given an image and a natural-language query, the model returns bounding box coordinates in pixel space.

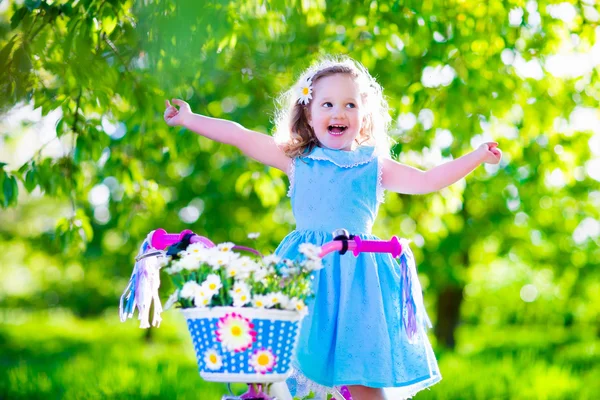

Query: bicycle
[121,228,407,400]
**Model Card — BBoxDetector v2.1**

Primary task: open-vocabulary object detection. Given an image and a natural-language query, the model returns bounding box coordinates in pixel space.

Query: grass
[1,308,599,399]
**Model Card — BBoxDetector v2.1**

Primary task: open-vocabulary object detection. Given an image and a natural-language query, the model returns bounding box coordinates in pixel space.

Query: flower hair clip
[297,76,313,105]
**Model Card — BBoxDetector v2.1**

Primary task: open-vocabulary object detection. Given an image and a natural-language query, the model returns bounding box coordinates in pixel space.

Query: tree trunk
[434,285,464,349]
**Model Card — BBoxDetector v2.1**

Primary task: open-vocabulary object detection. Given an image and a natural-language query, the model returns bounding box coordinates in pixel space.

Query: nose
[332,104,345,118]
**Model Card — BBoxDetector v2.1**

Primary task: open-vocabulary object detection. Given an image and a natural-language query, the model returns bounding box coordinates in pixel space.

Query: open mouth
[328,125,347,136]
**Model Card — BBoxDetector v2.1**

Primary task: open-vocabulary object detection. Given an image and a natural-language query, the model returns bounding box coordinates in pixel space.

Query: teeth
[328,125,347,136]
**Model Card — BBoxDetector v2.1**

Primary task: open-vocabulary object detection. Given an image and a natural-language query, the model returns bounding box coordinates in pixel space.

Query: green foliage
[1,311,599,399]
[0,0,599,348]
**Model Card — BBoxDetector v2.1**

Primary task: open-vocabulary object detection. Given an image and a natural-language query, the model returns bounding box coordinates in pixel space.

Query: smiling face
[307,73,365,151]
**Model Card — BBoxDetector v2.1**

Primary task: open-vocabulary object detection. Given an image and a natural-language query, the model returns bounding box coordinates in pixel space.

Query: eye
[346,103,356,109]
[322,102,333,108]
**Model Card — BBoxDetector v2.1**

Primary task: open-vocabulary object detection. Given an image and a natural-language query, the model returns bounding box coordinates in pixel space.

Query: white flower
[180,281,202,299]
[297,76,313,105]
[247,232,260,239]
[283,259,294,267]
[186,243,211,262]
[303,259,323,271]
[233,256,259,272]
[266,292,289,308]
[263,254,281,266]
[229,256,256,280]
[229,282,252,307]
[252,295,269,308]
[299,243,321,260]
[231,281,251,295]
[165,259,185,274]
[203,348,223,370]
[202,274,222,295]
[286,297,308,317]
[231,290,252,307]
[225,264,241,279]
[253,267,269,282]
[217,242,236,252]
[194,293,212,308]
[207,249,238,270]
[178,254,201,271]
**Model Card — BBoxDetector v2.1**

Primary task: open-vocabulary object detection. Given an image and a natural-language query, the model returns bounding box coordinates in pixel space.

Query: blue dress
[275,145,441,399]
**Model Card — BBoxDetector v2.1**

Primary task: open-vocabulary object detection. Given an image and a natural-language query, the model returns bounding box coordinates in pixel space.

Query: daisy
[203,348,223,370]
[262,254,281,266]
[286,297,308,317]
[180,281,202,299]
[252,295,268,308]
[249,348,277,374]
[194,293,212,308]
[253,267,269,282]
[266,292,289,309]
[202,274,222,294]
[229,281,252,306]
[178,254,201,271]
[303,259,323,271]
[225,264,241,279]
[231,290,252,307]
[216,242,236,252]
[231,281,251,295]
[233,256,260,273]
[297,76,313,105]
[299,243,321,260]
[165,259,185,274]
[283,259,294,267]
[216,313,257,352]
[208,250,238,270]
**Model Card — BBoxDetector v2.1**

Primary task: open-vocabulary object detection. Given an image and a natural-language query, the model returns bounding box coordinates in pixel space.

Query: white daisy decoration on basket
[297,76,313,105]
[249,348,277,374]
[216,312,257,352]
[203,348,223,370]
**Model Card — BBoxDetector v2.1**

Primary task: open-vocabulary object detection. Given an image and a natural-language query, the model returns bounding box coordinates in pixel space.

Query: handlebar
[148,229,403,260]
[151,228,216,250]
[319,236,402,258]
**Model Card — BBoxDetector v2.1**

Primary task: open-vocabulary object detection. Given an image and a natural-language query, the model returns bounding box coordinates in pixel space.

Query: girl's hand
[164,99,192,127]
[477,142,502,164]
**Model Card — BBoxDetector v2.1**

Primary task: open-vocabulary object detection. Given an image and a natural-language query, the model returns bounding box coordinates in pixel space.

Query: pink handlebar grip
[151,229,215,250]
[352,236,402,258]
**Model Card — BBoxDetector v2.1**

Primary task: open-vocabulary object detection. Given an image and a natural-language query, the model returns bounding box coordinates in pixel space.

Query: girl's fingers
[165,99,171,108]
[171,98,186,107]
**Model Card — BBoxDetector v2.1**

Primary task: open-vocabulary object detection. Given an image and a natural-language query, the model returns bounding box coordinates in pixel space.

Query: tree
[1,0,599,346]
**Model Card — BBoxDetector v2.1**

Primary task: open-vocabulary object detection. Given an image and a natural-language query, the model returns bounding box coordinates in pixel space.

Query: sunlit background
[1,0,599,399]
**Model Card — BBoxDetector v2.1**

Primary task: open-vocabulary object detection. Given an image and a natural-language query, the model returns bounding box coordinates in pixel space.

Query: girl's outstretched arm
[381,142,502,195]
[164,99,291,173]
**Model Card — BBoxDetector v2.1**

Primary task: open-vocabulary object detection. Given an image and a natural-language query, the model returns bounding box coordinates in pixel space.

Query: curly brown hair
[273,56,392,159]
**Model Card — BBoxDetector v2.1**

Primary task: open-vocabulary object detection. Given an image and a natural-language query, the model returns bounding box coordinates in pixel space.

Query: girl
[164,56,502,400]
